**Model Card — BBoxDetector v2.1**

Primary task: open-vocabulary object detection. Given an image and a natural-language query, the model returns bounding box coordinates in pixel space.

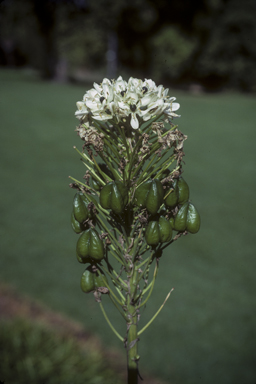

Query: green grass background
[0,69,256,384]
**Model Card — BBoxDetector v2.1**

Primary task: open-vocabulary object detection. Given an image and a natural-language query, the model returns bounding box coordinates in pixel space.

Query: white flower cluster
[75,76,180,130]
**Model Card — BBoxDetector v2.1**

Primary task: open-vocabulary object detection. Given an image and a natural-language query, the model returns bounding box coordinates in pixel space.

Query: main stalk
[127,266,139,384]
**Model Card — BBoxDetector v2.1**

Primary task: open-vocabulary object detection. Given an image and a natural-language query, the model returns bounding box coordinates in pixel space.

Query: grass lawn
[0,68,256,384]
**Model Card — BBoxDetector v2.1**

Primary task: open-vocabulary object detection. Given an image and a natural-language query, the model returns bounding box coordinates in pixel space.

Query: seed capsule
[91,178,101,191]
[80,266,108,293]
[145,216,172,245]
[165,177,189,208]
[177,178,189,205]
[76,228,104,263]
[165,180,178,208]
[71,212,86,234]
[186,203,200,234]
[174,202,189,232]
[135,179,164,215]
[100,181,128,214]
[174,202,200,234]
[73,192,97,224]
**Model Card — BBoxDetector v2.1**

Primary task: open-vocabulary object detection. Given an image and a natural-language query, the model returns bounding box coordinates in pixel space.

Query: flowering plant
[75,76,180,130]
[70,76,200,383]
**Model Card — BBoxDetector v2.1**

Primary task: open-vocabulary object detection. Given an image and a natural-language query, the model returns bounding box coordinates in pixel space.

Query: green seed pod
[76,228,104,263]
[71,212,85,234]
[174,202,189,232]
[186,203,200,234]
[73,192,96,224]
[177,177,189,205]
[165,179,178,208]
[76,251,87,264]
[174,202,200,234]
[80,266,95,293]
[135,179,164,215]
[100,181,128,214]
[91,178,101,191]
[80,266,107,293]
[158,216,173,242]
[169,216,175,229]
[145,216,172,245]
[94,271,108,289]
[145,221,159,245]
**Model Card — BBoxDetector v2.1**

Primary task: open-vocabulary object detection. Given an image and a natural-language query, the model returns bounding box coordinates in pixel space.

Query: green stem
[93,119,119,145]
[97,269,125,306]
[153,157,176,180]
[116,124,131,161]
[99,302,124,342]
[91,156,113,182]
[114,284,126,302]
[97,152,122,181]
[92,120,122,161]
[131,230,143,263]
[68,176,99,192]
[135,250,154,286]
[141,279,153,295]
[134,156,175,190]
[103,137,123,161]
[105,146,120,167]
[95,208,123,237]
[127,267,139,384]
[73,146,94,165]
[138,288,174,336]
[71,157,106,187]
[109,294,128,321]
[138,277,155,308]
[136,254,151,270]
[138,262,158,308]
[112,269,128,291]
[126,133,147,180]
[130,138,173,187]
[147,141,162,156]
[127,320,138,384]
[108,247,126,267]
[96,215,124,255]
[130,219,139,239]
[101,265,127,297]
[120,221,130,246]
[141,156,175,184]
[132,153,158,188]
[137,241,150,258]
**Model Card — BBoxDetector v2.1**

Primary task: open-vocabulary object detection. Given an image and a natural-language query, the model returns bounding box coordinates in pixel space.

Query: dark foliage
[0,0,255,90]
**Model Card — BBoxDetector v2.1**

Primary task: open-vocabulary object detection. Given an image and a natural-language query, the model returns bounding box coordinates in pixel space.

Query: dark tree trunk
[33,0,57,79]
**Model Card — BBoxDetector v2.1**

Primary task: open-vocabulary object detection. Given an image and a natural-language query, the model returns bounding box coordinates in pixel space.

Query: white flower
[139,98,167,121]
[75,101,90,120]
[142,79,158,93]
[114,76,127,94]
[164,98,181,119]
[75,76,180,130]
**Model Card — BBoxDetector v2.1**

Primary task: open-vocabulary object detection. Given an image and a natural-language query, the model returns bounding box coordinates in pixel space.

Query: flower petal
[130,113,139,129]
[171,102,180,111]
[93,82,102,94]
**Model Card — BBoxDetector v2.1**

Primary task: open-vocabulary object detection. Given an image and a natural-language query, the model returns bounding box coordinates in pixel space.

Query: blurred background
[0,0,256,383]
[1,0,256,91]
